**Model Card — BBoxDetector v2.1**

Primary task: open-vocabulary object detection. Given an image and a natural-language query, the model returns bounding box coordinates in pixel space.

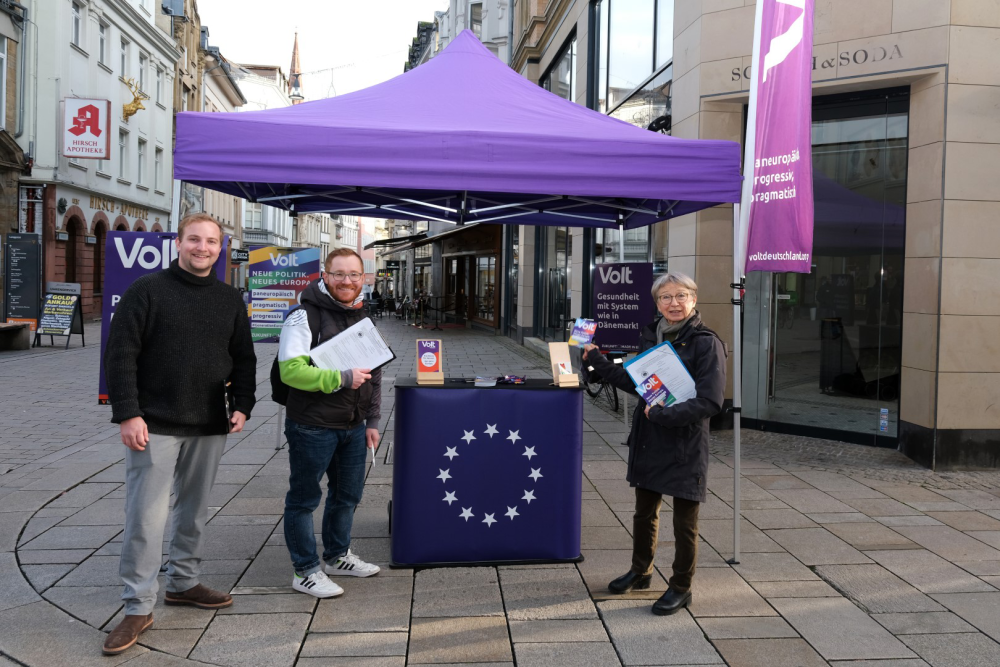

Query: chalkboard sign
[3,233,42,330]
[34,292,84,349]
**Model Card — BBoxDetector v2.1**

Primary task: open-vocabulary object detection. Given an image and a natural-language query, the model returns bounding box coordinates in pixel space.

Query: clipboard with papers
[623,341,697,408]
[309,318,396,373]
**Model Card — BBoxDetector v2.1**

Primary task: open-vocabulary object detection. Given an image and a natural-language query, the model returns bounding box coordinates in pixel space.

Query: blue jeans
[284,419,367,576]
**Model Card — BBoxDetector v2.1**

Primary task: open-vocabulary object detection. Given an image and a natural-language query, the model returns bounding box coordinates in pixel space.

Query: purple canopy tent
[173,30,747,557]
[174,31,740,231]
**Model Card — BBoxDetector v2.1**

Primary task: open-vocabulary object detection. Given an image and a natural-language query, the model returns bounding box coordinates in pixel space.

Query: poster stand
[548,342,579,387]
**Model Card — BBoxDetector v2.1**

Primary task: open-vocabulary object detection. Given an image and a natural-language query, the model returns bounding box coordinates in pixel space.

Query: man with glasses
[277,248,382,598]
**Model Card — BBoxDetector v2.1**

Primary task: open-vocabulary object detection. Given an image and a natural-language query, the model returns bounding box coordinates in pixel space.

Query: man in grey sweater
[102,213,256,655]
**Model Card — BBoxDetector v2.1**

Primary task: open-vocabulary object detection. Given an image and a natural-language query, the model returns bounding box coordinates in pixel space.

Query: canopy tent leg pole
[729,203,743,565]
[618,218,625,263]
[618,218,629,426]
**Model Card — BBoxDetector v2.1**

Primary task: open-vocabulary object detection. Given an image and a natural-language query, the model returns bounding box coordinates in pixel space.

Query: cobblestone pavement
[2,315,1000,666]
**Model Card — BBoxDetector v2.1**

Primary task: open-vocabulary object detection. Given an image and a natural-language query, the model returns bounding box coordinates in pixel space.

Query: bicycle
[583,350,626,413]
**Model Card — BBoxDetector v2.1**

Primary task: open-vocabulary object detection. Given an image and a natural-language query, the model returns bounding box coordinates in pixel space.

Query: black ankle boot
[608,571,652,594]
[652,588,691,615]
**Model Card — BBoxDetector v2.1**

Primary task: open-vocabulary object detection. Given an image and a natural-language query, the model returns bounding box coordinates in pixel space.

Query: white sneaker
[324,549,381,578]
[292,571,344,598]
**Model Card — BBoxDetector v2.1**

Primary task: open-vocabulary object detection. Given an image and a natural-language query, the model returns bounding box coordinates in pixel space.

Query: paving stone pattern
[2,317,1000,665]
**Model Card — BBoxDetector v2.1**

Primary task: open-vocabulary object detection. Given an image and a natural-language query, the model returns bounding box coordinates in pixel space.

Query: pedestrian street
[2,317,1000,666]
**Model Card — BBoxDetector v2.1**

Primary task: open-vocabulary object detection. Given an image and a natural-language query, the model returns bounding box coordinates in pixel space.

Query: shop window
[594,227,649,265]
[595,0,674,113]
[539,226,572,341]
[475,255,496,322]
[608,0,654,109]
[609,64,671,132]
[743,89,910,445]
[655,0,673,69]
[541,37,576,101]
[507,225,520,337]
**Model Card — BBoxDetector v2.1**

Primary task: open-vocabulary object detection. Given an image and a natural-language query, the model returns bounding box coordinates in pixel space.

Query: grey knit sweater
[104,260,257,436]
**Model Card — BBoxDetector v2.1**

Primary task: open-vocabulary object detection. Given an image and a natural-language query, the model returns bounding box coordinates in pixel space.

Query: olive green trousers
[631,487,701,593]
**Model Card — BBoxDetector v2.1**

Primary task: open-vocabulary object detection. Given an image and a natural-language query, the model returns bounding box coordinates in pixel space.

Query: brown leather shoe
[164,583,233,609]
[103,613,153,655]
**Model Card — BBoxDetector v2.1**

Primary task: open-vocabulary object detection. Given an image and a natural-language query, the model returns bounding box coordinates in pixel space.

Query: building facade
[406,0,510,70]
[18,0,179,319]
[0,3,27,313]
[507,0,1000,469]
[293,212,324,251]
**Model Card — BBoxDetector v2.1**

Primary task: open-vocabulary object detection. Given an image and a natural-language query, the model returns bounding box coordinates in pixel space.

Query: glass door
[474,255,497,325]
[751,89,908,446]
[540,226,572,341]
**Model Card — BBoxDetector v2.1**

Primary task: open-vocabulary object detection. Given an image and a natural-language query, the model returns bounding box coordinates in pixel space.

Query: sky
[197,0,450,100]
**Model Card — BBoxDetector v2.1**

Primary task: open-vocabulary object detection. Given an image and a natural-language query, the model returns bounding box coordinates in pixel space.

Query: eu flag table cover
[391,380,583,566]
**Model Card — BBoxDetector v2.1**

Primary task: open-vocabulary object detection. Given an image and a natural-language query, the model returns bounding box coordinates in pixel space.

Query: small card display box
[548,342,579,387]
[416,339,444,385]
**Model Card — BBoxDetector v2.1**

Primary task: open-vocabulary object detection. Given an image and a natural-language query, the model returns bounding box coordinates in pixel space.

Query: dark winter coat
[585,311,726,502]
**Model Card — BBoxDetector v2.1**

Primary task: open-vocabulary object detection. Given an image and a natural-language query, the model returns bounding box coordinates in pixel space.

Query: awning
[379,224,480,257]
[364,233,427,250]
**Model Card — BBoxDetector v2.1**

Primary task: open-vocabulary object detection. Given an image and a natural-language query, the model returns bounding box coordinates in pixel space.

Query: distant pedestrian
[583,272,725,616]
[102,213,257,655]
[278,248,382,599]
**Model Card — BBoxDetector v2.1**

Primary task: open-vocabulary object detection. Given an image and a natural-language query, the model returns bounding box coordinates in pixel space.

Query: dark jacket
[284,280,382,430]
[586,311,726,502]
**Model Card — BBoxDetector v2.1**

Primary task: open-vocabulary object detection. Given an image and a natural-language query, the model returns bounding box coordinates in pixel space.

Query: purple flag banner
[98,231,228,404]
[739,0,815,274]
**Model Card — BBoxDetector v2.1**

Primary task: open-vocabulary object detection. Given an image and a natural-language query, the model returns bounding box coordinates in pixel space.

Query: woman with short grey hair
[583,271,726,616]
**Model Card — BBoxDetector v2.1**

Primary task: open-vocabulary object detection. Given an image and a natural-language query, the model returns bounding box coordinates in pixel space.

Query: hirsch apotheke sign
[63,98,111,160]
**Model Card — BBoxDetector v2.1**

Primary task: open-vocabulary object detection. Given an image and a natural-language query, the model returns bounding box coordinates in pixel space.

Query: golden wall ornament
[122,78,150,122]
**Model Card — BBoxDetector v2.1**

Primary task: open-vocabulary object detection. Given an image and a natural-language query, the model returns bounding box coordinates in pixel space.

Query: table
[390,378,584,567]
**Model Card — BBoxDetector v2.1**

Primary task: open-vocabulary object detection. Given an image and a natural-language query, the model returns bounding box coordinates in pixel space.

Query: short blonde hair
[651,272,698,299]
[178,212,224,242]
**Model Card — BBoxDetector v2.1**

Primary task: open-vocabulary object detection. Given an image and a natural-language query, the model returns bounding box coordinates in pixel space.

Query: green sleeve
[279,356,343,393]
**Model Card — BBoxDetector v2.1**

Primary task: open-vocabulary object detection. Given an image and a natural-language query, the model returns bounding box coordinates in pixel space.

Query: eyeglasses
[328,271,363,282]
[657,292,691,304]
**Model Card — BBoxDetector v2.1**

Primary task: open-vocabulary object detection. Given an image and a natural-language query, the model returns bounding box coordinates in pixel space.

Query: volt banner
[591,262,654,352]
[739,0,815,274]
[247,246,321,343]
[99,231,229,403]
